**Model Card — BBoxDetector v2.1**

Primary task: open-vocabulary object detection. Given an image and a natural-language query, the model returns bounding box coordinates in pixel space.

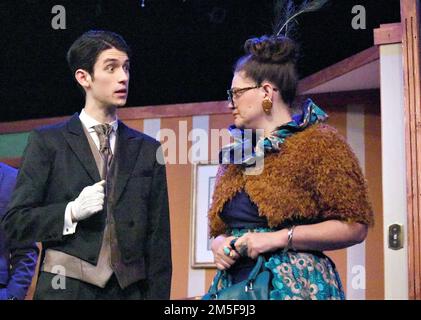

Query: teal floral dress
[216,100,345,300]
[266,250,345,300]
[219,196,345,300]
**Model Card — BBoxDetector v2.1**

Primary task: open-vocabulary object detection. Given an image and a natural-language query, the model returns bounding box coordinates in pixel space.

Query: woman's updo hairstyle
[234,35,299,106]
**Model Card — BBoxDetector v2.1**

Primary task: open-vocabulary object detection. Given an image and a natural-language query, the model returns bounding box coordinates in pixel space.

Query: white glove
[69,180,105,222]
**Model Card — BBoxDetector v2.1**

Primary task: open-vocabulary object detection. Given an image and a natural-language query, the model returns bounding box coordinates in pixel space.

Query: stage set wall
[0,89,383,299]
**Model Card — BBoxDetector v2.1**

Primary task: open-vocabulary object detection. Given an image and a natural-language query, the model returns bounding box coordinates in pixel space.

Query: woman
[208,35,374,300]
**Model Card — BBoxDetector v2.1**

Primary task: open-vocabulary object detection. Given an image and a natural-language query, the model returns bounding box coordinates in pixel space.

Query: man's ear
[74,69,92,90]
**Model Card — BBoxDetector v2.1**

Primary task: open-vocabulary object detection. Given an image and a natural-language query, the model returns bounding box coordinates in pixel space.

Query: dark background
[0,0,400,122]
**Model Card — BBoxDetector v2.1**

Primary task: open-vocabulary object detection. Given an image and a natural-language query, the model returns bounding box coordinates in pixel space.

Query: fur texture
[208,124,374,237]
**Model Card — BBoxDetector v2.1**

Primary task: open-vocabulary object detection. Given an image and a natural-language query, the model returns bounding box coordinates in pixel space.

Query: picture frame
[190,162,219,268]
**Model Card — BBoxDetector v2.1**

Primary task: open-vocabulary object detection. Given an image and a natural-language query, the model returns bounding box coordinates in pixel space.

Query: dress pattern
[219,228,345,300]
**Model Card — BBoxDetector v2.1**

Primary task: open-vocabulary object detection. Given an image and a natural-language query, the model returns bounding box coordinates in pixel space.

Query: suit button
[128,221,135,228]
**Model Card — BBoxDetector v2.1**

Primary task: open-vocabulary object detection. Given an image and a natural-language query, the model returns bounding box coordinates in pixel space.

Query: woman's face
[229,72,265,129]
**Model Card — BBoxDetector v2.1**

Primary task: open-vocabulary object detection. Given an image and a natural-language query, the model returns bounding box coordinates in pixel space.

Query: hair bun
[244,35,298,64]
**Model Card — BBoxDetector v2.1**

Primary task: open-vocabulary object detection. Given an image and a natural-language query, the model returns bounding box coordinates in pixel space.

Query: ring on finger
[223,246,231,256]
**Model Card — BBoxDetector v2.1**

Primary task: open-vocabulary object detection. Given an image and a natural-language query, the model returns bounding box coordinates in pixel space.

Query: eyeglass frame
[226,85,279,108]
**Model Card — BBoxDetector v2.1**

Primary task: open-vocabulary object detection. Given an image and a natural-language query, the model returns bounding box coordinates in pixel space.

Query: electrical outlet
[388,224,403,250]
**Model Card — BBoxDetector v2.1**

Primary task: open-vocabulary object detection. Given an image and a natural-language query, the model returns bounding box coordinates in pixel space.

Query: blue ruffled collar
[219,98,328,166]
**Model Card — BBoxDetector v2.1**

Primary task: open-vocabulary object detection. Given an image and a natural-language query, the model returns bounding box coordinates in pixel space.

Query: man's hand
[70,180,105,222]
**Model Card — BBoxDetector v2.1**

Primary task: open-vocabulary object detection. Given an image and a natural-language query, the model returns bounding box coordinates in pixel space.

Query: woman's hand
[234,232,282,259]
[211,234,241,270]
[232,221,369,258]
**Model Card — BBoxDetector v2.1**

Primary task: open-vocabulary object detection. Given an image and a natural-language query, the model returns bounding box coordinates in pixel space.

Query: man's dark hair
[67,30,131,77]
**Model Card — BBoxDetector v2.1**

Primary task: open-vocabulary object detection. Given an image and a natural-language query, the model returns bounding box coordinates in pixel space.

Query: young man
[1,30,172,299]
[0,162,38,300]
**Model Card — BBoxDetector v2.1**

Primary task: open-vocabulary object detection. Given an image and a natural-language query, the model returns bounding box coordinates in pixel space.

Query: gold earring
[262,98,273,115]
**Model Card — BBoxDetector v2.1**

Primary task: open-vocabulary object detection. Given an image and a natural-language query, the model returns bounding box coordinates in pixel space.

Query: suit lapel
[113,121,143,203]
[62,113,101,182]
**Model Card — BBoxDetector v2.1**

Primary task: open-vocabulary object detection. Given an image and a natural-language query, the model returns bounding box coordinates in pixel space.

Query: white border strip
[188,115,209,298]
[346,104,366,300]
[380,43,408,299]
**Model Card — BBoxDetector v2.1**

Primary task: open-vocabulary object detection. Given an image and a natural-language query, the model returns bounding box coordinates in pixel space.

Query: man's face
[88,47,130,108]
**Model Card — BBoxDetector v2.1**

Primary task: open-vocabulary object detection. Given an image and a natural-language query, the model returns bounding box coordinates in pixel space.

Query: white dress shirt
[63,109,118,235]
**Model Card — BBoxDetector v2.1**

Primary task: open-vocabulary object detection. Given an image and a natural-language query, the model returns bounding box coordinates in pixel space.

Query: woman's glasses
[226,85,261,107]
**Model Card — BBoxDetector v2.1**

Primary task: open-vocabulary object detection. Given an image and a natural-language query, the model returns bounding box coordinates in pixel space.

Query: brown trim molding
[0,157,21,168]
[0,92,380,135]
[0,101,230,134]
[298,89,380,111]
[374,23,403,45]
[401,0,421,300]
[118,101,230,120]
[297,46,379,94]
[0,116,71,135]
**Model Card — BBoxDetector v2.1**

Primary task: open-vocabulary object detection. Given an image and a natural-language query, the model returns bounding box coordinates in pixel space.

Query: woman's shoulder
[283,123,347,153]
[298,123,344,142]
[277,123,360,173]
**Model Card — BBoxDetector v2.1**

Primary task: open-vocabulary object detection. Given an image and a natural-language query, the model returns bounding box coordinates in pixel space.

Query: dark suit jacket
[0,114,172,299]
[0,162,39,300]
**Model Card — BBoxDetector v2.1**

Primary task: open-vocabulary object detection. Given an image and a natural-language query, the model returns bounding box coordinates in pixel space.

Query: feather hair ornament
[274,0,330,37]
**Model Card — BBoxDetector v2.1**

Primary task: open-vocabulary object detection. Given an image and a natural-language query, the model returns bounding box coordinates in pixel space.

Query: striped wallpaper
[0,90,383,299]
